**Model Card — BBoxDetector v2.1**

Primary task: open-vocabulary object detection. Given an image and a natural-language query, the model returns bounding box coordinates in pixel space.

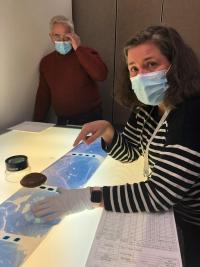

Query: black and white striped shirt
[102,97,200,226]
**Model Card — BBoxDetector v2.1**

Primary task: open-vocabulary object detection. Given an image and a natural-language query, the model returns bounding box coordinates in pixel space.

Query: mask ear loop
[166,64,172,74]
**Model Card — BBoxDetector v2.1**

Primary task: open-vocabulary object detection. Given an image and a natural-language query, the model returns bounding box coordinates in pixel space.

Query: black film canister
[5,155,28,172]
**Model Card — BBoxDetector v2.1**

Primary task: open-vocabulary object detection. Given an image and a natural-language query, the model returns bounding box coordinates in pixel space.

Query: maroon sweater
[33,46,107,121]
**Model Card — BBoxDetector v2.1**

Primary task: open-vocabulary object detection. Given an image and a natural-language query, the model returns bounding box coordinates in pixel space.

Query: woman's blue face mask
[55,41,72,55]
[130,69,169,106]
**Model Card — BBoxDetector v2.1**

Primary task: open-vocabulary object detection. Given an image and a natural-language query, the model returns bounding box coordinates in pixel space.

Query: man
[33,15,107,126]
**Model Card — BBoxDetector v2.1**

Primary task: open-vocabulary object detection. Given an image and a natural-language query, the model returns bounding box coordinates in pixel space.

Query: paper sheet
[86,210,182,267]
[9,121,55,132]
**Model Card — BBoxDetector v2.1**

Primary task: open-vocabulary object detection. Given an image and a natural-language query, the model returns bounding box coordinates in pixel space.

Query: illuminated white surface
[0,127,80,200]
[0,126,145,267]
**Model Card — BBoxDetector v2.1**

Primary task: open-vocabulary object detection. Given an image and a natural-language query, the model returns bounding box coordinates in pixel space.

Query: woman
[32,26,200,266]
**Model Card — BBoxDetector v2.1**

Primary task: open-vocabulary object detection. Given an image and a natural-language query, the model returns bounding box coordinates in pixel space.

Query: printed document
[86,210,182,267]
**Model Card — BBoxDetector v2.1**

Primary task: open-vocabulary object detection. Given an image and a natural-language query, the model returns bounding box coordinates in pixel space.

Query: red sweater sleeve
[33,62,51,122]
[75,46,108,81]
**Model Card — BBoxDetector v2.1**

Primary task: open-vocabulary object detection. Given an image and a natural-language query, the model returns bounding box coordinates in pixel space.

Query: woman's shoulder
[183,96,200,108]
[166,97,200,148]
[135,105,153,116]
[169,97,200,121]
[126,105,155,128]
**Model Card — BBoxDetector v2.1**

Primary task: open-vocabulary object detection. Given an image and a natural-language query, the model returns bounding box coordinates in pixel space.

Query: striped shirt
[102,97,200,226]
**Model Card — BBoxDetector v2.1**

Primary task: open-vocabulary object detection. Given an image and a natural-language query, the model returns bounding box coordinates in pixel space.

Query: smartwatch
[90,187,102,204]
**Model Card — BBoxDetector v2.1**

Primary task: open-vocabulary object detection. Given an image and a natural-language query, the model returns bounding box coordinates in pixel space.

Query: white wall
[0,0,72,130]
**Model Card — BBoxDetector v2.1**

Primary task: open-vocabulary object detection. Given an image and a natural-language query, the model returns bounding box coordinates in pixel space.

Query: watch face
[91,190,102,203]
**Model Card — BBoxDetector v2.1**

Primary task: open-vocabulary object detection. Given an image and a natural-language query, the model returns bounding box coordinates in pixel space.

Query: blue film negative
[0,139,107,267]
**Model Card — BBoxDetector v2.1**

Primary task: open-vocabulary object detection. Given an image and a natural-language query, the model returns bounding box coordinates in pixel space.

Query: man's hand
[66,32,81,50]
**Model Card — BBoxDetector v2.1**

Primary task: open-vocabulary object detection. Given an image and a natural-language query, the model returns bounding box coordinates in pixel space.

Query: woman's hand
[73,120,115,146]
[32,187,92,222]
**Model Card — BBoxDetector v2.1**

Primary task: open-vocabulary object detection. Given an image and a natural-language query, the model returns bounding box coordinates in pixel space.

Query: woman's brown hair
[116,25,200,109]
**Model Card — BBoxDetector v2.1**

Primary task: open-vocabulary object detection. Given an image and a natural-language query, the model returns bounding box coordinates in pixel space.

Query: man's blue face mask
[130,69,169,106]
[55,41,72,55]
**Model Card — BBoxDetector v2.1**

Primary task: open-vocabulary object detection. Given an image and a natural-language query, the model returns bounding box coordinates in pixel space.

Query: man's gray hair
[49,15,74,32]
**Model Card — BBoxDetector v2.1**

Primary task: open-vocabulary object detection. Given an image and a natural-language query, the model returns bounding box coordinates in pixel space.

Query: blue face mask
[130,69,169,106]
[55,41,72,55]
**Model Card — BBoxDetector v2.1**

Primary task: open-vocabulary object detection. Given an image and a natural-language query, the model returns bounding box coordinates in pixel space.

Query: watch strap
[90,187,102,203]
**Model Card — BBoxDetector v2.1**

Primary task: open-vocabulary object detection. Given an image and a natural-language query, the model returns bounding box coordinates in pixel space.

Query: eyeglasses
[51,33,70,42]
